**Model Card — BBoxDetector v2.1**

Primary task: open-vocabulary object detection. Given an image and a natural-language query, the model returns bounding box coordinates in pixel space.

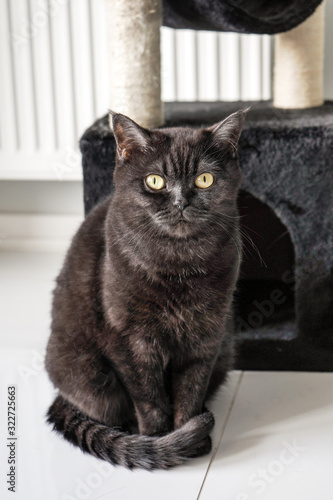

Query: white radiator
[0,0,272,180]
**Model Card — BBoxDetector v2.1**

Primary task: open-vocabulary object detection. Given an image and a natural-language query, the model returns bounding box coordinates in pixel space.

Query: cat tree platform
[80,100,333,371]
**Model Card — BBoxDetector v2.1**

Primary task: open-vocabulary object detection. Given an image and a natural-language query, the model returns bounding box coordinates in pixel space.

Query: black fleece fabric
[162,0,323,34]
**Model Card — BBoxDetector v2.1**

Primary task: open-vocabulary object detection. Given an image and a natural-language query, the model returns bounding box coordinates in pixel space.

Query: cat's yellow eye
[195,173,214,189]
[146,174,165,190]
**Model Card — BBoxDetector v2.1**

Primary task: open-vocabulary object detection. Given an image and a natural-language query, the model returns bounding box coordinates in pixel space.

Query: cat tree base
[80,100,333,372]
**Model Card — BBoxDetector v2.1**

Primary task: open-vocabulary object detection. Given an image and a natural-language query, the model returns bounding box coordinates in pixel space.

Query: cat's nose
[174,200,188,212]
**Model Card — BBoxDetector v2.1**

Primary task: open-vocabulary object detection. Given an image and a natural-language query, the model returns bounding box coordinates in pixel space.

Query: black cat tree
[80,0,333,371]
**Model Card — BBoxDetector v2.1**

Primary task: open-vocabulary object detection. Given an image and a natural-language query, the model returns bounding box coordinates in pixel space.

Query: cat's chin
[169,220,194,238]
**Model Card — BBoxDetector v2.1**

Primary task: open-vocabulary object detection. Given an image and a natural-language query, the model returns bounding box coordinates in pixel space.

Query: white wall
[0,181,84,216]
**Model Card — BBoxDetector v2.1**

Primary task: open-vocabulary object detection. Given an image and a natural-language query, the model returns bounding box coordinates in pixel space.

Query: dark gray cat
[45,109,246,470]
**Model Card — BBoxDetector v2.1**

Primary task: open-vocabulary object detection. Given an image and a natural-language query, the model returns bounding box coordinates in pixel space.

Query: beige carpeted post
[273,2,325,109]
[106,0,164,128]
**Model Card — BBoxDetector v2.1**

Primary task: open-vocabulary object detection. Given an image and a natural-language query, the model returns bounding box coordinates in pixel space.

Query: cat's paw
[158,410,214,466]
[139,415,173,437]
[186,435,212,458]
[174,410,214,457]
[183,410,215,435]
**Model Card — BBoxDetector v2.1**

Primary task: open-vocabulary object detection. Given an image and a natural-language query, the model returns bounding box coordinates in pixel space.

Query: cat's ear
[207,108,249,157]
[109,111,151,160]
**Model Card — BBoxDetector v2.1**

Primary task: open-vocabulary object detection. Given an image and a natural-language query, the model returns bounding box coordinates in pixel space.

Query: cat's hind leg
[46,348,137,432]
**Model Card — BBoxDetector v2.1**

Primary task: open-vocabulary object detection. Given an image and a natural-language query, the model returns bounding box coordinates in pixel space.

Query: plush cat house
[80,0,333,371]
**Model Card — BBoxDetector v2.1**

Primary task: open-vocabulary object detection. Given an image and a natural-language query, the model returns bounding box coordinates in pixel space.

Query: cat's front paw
[187,435,212,458]
[174,407,215,431]
[138,412,172,437]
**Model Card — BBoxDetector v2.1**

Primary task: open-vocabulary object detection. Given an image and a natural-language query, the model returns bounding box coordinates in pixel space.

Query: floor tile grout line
[196,371,244,500]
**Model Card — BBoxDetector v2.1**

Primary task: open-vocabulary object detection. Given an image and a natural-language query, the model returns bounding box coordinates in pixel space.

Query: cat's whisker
[226,220,265,267]
[207,218,242,271]
[238,228,266,268]
[218,213,241,219]
[131,224,159,254]
[210,211,265,267]
[107,220,153,251]
[214,218,251,262]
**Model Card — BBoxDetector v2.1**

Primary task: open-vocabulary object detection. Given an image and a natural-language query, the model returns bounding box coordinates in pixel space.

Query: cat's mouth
[169,214,194,236]
[153,212,195,237]
[174,214,189,225]
[178,216,187,223]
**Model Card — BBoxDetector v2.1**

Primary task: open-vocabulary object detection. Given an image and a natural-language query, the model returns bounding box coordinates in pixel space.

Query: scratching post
[273,2,325,109]
[105,0,164,128]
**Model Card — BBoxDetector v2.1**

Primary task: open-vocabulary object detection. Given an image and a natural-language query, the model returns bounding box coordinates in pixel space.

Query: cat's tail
[47,395,214,470]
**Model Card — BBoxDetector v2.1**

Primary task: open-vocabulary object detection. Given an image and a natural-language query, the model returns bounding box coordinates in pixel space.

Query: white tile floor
[1,251,333,500]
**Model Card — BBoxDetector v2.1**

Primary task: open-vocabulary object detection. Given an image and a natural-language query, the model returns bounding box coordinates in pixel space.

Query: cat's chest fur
[102,223,234,354]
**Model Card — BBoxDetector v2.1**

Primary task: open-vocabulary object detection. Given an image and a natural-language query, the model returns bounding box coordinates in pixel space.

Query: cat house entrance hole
[235,190,296,340]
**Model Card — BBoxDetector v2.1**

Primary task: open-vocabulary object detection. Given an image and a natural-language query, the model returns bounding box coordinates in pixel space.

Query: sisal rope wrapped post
[106,0,164,128]
[273,2,325,109]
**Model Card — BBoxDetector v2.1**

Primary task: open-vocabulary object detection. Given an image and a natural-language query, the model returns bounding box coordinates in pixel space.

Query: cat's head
[110,109,247,238]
